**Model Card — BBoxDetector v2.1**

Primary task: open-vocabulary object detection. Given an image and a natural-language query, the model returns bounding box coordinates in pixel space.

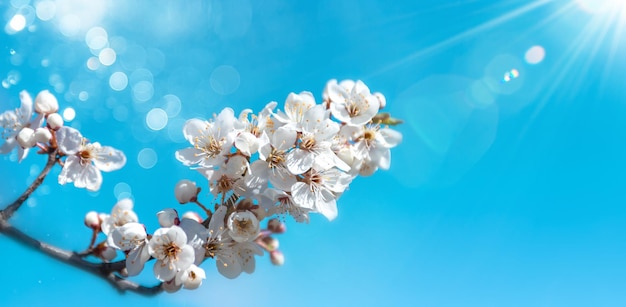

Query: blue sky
[2,0,626,306]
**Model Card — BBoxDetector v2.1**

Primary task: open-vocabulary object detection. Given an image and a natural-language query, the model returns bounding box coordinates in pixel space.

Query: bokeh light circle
[109,71,128,91]
[137,148,158,169]
[146,108,168,131]
[524,45,546,65]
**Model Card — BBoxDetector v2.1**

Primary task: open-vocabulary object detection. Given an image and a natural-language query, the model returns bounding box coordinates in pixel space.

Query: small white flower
[340,123,402,172]
[227,210,260,243]
[34,90,59,114]
[205,206,263,279]
[175,264,206,290]
[174,179,198,204]
[273,91,316,129]
[247,125,297,192]
[175,108,237,168]
[0,91,44,161]
[148,225,195,282]
[106,222,150,276]
[200,155,249,197]
[56,127,126,191]
[327,80,380,125]
[291,166,353,221]
[100,198,139,235]
[285,105,348,174]
[263,188,310,223]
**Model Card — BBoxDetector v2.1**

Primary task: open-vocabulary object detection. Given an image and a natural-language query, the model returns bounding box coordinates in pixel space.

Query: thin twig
[0,149,58,220]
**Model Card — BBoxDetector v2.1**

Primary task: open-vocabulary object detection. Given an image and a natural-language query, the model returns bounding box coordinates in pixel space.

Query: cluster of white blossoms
[177,79,402,222]
[0,90,60,161]
[1,80,402,293]
[0,90,126,191]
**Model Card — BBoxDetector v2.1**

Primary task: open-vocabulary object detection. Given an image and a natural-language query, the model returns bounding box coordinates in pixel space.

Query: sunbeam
[368,0,554,77]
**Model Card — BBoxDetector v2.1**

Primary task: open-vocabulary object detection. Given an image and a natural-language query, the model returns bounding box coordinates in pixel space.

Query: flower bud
[34,127,52,143]
[84,211,101,230]
[262,236,279,251]
[16,127,36,148]
[46,113,63,130]
[34,90,59,114]
[162,279,182,293]
[180,264,206,290]
[182,211,203,223]
[267,218,286,234]
[373,92,386,109]
[157,208,180,227]
[270,250,284,266]
[174,179,198,204]
[98,246,117,261]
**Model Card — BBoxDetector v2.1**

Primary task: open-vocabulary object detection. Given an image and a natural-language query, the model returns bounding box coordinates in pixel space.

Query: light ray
[368,0,555,77]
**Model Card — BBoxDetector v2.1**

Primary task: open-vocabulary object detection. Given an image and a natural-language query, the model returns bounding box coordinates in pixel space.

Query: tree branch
[0,149,58,220]
[0,149,162,296]
[0,218,163,296]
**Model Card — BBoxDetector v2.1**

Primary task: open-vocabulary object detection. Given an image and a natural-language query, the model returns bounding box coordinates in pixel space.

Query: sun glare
[577,0,626,13]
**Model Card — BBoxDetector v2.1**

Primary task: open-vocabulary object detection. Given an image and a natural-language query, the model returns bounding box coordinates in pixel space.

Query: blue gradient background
[2,0,626,306]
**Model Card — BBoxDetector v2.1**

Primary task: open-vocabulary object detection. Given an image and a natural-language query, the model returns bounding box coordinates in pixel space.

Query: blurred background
[2,0,626,306]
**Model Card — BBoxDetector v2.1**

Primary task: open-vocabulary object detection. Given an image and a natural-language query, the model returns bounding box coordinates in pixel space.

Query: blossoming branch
[0,79,402,294]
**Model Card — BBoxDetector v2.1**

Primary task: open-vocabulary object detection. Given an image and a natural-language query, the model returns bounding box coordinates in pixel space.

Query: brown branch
[0,149,163,296]
[0,218,163,296]
[0,149,58,220]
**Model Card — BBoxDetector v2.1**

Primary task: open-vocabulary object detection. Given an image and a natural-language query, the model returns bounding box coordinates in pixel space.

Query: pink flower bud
[84,211,101,230]
[267,218,286,234]
[270,250,284,266]
[174,179,198,204]
[262,236,279,251]
[46,113,63,130]
[35,90,59,114]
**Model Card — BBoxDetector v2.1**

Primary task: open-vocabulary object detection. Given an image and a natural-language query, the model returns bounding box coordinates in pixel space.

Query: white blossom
[205,206,263,279]
[56,127,126,191]
[273,91,316,129]
[0,91,44,161]
[285,105,348,174]
[247,125,297,192]
[327,80,380,125]
[106,222,150,276]
[291,166,353,221]
[100,198,138,235]
[175,264,206,290]
[148,225,195,281]
[175,108,237,168]
[227,210,260,243]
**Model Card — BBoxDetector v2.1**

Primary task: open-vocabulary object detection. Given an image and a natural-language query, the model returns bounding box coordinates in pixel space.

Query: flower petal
[94,146,126,172]
[56,127,83,155]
